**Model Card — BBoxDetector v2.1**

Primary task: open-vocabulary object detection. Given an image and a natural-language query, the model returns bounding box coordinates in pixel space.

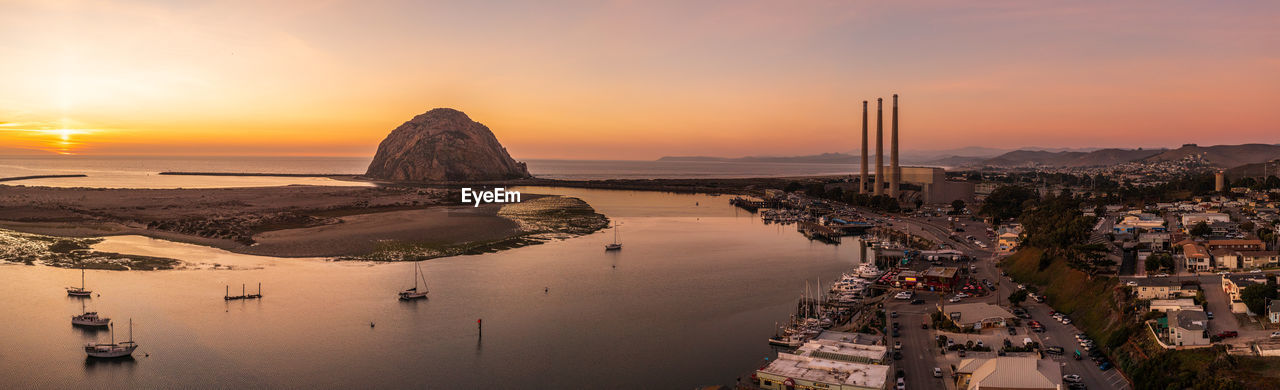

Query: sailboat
[71,300,110,327]
[605,221,622,251]
[398,261,429,300]
[84,318,137,358]
[66,267,92,297]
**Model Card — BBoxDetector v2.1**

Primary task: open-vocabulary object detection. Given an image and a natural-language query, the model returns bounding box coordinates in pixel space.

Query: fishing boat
[854,263,882,279]
[84,319,137,358]
[398,261,429,300]
[71,301,110,327]
[604,221,622,251]
[66,267,92,297]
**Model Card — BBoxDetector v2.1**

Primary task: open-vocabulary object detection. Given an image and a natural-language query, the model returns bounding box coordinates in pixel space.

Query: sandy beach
[0,184,605,262]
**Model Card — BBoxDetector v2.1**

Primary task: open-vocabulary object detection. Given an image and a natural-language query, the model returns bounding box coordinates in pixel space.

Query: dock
[225,283,263,300]
[797,221,841,244]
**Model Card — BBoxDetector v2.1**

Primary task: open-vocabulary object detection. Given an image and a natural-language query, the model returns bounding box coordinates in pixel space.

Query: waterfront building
[755,353,889,390]
[943,303,1013,330]
[953,356,1062,390]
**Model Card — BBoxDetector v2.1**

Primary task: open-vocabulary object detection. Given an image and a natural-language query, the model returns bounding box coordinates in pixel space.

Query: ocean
[0,156,860,188]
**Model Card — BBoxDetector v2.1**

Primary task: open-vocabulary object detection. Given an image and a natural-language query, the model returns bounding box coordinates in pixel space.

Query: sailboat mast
[110,322,115,345]
[129,318,133,343]
[81,268,85,289]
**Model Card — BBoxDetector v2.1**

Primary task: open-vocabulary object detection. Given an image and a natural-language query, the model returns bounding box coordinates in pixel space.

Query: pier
[797,221,841,244]
[225,283,263,301]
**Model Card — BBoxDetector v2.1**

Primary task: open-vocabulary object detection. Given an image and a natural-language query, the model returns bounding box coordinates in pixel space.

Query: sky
[1,0,1278,159]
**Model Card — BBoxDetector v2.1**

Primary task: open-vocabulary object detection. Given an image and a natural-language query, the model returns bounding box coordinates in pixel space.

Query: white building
[756,353,888,390]
[954,356,1062,390]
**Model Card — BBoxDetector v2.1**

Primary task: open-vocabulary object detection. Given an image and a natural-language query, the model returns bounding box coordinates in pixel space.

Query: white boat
[84,318,137,358]
[66,267,92,297]
[605,221,622,251]
[398,261,429,300]
[71,301,109,327]
[855,263,881,278]
[768,334,806,348]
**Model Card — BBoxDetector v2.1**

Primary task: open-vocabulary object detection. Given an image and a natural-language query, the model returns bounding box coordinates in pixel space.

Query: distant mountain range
[658,143,1280,170]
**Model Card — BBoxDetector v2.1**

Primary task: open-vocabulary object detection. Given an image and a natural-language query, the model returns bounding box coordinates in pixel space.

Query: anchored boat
[605,221,622,251]
[399,261,429,300]
[84,318,137,358]
[66,267,92,297]
[71,301,110,327]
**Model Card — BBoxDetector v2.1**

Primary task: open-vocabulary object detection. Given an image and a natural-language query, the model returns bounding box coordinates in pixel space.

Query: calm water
[0,187,865,389]
[0,156,858,188]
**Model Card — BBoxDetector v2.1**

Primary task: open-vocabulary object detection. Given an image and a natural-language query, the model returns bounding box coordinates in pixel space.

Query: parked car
[1046,346,1065,355]
[1271,331,1280,339]
[891,311,899,318]
[911,298,926,305]
[1218,330,1239,338]
[894,341,902,350]
[1063,374,1082,383]
[1206,312,1214,320]
[933,367,943,378]
[1098,361,1112,371]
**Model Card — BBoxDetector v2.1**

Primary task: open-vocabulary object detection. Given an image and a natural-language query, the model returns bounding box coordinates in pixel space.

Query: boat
[768,334,806,348]
[84,318,137,358]
[398,261,429,300]
[605,221,622,251]
[66,267,92,297]
[854,263,881,279]
[71,301,109,327]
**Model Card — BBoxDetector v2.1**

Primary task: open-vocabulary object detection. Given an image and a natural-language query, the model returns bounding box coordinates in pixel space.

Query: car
[1063,374,1082,383]
[1098,361,1113,371]
[894,341,902,350]
[934,367,943,378]
[958,349,966,357]
[1206,312,1214,320]
[1271,331,1280,338]
[1067,383,1088,390]
[1154,273,1170,277]
[1218,330,1239,338]
[1251,269,1263,273]
[891,311,899,318]
[896,378,905,390]
[948,297,962,303]
[922,322,929,330]
[1125,281,1138,286]
[1062,317,1072,325]
[1217,271,1230,275]
[1046,346,1065,355]
[1017,284,1025,290]
[896,369,905,378]
[893,351,902,360]
[893,322,900,330]
[892,329,900,337]
[911,298,926,305]
[1008,327,1017,335]
[955,293,970,298]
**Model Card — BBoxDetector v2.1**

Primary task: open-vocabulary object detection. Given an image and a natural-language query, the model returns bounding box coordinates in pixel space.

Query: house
[1240,251,1280,269]
[1183,243,1211,272]
[1212,249,1241,270]
[954,356,1062,390]
[1207,239,1265,252]
[1150,299,1200,313]
[1222,274,1270,314]
[1270,301,1280,324]
[755,353,889,390]
[944,303,1013,330]
[996,224,1023,251]
[1139,232,1172,251]
[1133,277,1198,300]
[1168,310,1210,347]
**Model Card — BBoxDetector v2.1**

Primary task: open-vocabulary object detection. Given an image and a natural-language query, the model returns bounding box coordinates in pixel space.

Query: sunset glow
[2,1,1278,159]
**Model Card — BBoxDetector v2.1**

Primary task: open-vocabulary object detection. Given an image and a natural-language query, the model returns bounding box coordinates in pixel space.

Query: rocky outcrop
[365,108,530,181]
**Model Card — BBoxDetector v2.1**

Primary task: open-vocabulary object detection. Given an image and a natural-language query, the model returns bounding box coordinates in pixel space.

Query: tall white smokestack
[874,98,884,196]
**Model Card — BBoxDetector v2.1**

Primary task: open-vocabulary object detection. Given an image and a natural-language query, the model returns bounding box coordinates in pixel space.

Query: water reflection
[83,356,136,370]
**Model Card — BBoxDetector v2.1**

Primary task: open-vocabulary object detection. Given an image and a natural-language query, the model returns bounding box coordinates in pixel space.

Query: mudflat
[0,184,583,259]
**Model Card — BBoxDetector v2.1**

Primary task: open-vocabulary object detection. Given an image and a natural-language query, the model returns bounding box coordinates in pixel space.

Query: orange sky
[2,1,1278,159]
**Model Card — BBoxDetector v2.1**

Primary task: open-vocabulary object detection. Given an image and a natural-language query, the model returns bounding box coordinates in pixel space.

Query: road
[885,293,948,390]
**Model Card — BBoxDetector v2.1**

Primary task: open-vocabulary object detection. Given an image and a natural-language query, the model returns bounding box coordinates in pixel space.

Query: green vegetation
[1007,289,1028,306]
[1191,221,1211,237]
[804,183,901,212]
[1000,248,1131,349]
[1241,283,1278,315]
[950,199,966,214]
[1146,252,1175,273]
[979,185,1038,222]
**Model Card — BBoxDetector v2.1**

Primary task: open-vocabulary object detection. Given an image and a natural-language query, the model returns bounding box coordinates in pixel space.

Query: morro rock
[365,108,531,181]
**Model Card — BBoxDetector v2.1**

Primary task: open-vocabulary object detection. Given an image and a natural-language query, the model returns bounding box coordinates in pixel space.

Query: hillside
[1142,143,1280,168]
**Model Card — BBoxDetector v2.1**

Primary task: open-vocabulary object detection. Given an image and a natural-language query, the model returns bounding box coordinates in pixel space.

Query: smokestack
[890,94,899,198]
[874,98,884,196]
[861,101,868,194]
[1215,171,1225,192]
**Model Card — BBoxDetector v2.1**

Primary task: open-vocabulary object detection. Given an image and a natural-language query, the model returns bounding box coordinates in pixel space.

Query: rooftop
[1174,310,1208,331]
[797,339,887,364]
[758,353,888,389]
[947,303,1014,322]
[957,356,1061,390]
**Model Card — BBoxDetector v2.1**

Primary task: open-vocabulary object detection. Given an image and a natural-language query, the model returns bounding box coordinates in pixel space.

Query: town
[722,106,1280,390]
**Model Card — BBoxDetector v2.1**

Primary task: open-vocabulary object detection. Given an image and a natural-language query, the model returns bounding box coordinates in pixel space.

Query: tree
[980,185,1039,222]
[1240,284,1279,315]
[1008,289,1029,306]
[1145,254,1162,273]
[1147,252,1173,273]
[951,199,966,214]
[784,181,803,193]
[1190,221,1211,237]
[914,199,924,210]
[1240,221,1256,233]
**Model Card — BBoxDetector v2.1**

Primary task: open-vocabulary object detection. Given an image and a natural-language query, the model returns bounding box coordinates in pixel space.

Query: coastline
[0,184,608,267]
